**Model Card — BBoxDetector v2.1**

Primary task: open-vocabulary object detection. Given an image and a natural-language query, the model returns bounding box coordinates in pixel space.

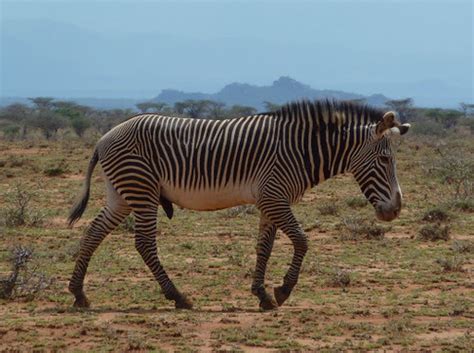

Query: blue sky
[1,0,473,106]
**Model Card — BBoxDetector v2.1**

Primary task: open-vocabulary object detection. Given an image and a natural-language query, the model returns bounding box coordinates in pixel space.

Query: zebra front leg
[260,202,308,306]
[69,206,130,307]
[251,216,278,310]
[133,209,193,309]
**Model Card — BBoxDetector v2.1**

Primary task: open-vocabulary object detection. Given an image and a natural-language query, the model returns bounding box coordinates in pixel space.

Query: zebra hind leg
[69,204,131,307]
[69,177,131,307]
[133,208,193,309]
[251,216,278,310]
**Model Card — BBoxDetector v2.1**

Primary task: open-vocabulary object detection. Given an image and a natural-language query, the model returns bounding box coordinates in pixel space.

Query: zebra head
[351,111,410,221]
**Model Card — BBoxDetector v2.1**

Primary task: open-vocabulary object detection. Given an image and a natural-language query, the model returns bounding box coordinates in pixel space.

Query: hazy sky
[1,0,473,106]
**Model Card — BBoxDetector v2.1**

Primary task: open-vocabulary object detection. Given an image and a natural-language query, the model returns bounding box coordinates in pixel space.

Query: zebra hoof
[274,286,291,306]
[259,296,278,311]
[73,295,90,308]
[175,295,193,310]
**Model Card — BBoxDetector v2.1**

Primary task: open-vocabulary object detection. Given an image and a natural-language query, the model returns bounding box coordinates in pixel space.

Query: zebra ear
[376,111,397,136]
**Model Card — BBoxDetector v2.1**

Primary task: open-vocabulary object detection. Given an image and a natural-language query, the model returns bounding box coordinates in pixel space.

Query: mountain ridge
[150,76,389,110]
[0,77,390,111]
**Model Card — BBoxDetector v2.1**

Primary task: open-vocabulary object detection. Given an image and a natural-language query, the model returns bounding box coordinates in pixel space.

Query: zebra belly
[160,183,257,211]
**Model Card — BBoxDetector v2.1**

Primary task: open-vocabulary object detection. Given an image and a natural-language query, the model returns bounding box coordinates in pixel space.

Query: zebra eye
[379,155,390,164]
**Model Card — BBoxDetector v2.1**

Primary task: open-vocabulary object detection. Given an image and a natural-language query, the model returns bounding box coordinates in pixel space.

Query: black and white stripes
[68,99,409,310]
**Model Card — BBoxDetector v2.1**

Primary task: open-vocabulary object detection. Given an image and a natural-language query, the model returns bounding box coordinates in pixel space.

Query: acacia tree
[0,103,32,138]
[228,105,257,118]
[207,101,226,119]
[174,100,213,118]
[28,97,54,111]
[51,101,91,137]
[31,111,67,139]
[385,98,414,123]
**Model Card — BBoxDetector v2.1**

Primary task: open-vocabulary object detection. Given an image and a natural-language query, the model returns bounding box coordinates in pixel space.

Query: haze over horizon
[1,0,473,108]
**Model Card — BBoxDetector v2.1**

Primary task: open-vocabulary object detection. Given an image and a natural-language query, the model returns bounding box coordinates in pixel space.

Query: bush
[224,205,258,218]
[0,184,45,227]
[43,160,69,177]
[327,268,351,288]
[422,207,450,222]
[317,203,339,216]
[345,196,368,208]
[436,256,465,272]
[0,246,52,300]
[417,224,450,241]
[426,148,473,200]
[445,198,474,212]
[340,216,387,240]
[411,120,446,137]
[451,240,473,254]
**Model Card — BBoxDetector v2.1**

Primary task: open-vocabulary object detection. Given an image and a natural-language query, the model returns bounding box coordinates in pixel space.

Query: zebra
[68,100,410,310]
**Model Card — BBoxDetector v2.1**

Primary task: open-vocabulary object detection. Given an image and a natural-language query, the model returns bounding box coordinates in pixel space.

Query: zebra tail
[68,148,99,227]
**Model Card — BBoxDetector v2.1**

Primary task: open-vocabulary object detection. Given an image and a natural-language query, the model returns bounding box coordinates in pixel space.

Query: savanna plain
[0,127,473,352]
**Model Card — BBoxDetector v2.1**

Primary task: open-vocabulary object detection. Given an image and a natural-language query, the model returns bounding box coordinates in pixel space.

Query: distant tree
[459,102,474,118]
[174,102,187,115]
[149,102,168,113]
[70,116,91,137]
[228,105,257,117]
[385,98,414,123]
[207,101,227,119]
[28,97,54,111]
[50,101,92,137]
[136,102,154,113]
[175,100,212,118]
[0,103,33,138]
[425,109,462,129]
[2,125,21,140]
[263,101,281,112]
[31,111,68,139]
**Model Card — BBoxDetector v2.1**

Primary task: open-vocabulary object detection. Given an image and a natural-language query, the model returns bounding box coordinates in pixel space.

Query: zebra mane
[264,99,385,126]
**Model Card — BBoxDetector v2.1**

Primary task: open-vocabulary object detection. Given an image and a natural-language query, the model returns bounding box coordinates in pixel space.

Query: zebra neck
[307,123,368,187]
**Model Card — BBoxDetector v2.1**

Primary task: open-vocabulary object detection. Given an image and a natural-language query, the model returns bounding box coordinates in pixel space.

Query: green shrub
[318,203,339,216]
[345,196,368,208]
[417,224,449,241]
[451,240,473,254]
[446,198,474,212]
[340,216,387,240]
[411,120,446,137]
[224,205,258,218]
[422,207,450,222]
[43,160,69,177]
[436,256,465,272]
[327,268,351,288]
[0,184,45,227]
[0,246,52,300]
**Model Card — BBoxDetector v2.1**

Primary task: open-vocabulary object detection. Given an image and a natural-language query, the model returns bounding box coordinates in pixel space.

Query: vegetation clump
[436,256,465,272]
[422,207,450,222]
[451,240,473,254]
[43,160,69,177]
[317,203,339,216]
[345,196,368,209]
[0,246,52,300]
[340,216,386,240]
[224,205,258,218]
[327,268,351,288]
[0,184,45,227]
[417,224,450,242]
